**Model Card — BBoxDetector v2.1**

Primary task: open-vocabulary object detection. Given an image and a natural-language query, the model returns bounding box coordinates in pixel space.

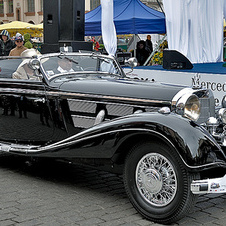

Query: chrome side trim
[0,87,45,95]
[48,91,171,106]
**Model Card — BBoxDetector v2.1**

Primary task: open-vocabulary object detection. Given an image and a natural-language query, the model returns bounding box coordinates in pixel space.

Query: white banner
[101,0,117,56]
[163,0,224,63]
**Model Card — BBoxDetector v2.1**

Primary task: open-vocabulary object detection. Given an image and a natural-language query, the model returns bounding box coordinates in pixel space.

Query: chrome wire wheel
[136,153,177,207]
[124,141,199,224]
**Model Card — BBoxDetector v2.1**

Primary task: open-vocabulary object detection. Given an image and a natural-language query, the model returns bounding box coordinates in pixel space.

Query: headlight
[218,108,226,124]
[174,93,201,121]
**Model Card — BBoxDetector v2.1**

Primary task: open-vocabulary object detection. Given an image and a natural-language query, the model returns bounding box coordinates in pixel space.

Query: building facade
[87,0,163,11]
[0,0,43,24]
[0,0,163,25]
[89,0,100,11]
[142,0,163,11]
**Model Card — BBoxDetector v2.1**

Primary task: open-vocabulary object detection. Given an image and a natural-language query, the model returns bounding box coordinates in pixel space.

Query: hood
[0,30,10,40]
[52,77,186,103]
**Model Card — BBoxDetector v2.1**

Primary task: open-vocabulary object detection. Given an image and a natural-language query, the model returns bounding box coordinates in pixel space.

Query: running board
[191,174,226,194]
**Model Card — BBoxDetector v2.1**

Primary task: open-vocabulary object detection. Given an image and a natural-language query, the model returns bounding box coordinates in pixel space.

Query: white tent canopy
[163,0,224,63]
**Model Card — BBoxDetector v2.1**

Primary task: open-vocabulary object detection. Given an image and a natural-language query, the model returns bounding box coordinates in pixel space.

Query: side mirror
[125,57,138,68]
[29,59,40,70]
[124,57,138,74]
[28,59,43,78]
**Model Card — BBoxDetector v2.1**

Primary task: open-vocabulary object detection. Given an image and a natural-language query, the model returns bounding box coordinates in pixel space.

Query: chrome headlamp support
[205,115,226,146]
[172,88,201,121]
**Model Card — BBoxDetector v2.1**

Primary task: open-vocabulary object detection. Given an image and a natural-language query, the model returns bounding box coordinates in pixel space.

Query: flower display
[159,40,168,49]
[151,51,163,65]
[151,40,168,66]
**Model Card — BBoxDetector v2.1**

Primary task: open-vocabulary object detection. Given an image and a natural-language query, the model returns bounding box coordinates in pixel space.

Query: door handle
[34,98,46,103]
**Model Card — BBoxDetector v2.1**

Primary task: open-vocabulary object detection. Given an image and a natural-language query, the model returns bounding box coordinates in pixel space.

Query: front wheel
[123,141,199,224]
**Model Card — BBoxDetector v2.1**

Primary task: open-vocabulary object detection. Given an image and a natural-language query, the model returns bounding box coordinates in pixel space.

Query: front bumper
[191,174,226,194]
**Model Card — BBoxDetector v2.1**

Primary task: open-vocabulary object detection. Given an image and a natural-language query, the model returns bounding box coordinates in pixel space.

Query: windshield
[40,54,122,79]
[0,58,23,78]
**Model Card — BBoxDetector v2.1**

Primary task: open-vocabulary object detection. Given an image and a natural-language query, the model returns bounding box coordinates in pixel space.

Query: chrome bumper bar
[191,174,226,194]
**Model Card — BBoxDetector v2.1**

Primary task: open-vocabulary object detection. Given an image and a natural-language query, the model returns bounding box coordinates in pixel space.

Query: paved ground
[0,154,226,226]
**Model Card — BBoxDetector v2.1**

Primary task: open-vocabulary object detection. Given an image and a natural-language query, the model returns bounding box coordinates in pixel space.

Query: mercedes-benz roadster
[0,50,225,224]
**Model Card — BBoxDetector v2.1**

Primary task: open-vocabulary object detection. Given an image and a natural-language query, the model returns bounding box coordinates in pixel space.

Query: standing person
[145,35,153,55]
[9,33,27,56]
[0,30,15,56]
[91,38,100,51]
[135,40,149,66]
[94,39,100,51]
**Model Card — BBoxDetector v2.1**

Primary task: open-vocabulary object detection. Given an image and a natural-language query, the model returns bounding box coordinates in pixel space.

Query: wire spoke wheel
[123,141,199,224]
[136,153,177,207]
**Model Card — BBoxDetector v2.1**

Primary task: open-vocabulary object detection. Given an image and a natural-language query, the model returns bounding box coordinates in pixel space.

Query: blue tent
[85,0,166,36]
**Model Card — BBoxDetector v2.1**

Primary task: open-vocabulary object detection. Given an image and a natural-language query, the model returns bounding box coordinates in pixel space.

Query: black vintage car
[0,50,226,224]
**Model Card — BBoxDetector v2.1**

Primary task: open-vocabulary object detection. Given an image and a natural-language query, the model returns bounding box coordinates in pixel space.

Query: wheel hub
[142,169,163,194]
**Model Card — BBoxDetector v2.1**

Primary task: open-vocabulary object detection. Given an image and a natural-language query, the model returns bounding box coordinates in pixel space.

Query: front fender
[93,112,226,169]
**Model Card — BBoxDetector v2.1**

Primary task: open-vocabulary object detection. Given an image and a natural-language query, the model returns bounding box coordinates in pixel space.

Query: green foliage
[24,33,30,42]
[23,33,33,49]
[24,41,33,49]
[99,44,105,49]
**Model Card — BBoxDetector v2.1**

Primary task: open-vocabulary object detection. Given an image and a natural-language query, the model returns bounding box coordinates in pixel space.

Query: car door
[0,78,54,145]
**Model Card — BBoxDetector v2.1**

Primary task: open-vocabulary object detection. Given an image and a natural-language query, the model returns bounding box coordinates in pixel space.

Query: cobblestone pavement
[0,154,226,226]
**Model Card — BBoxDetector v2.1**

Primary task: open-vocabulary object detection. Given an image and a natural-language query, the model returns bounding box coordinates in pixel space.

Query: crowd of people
[0,29,37,57]
[0,29,154,68]
[0,29,43,80]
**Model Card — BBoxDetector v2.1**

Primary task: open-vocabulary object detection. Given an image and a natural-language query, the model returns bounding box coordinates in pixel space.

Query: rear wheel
[123,141,199,224]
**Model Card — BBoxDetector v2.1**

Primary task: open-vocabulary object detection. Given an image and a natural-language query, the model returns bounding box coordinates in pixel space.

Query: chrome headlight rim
[172,88,194,107]
[172,91,201,121]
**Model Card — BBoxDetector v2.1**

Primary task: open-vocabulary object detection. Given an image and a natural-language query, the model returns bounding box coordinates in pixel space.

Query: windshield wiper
[57,55,78,64]
[64,56,78,64]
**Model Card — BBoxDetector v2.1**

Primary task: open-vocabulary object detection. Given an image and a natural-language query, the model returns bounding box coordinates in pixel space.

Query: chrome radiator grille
[197,95,215,124]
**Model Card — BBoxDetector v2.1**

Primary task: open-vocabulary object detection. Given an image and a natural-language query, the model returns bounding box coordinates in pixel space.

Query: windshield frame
[39,52,125,81]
